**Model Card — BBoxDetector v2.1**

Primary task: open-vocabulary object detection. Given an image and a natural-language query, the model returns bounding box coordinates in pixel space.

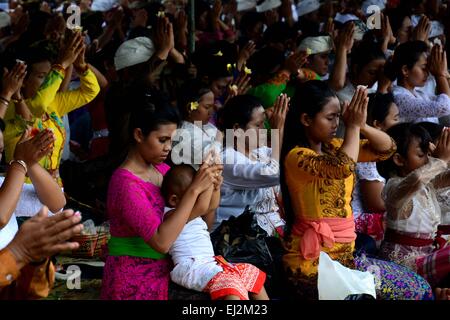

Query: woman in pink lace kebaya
[101,89,223,300]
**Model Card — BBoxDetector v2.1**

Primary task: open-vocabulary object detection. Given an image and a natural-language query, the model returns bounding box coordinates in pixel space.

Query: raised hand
[269,93,290,130]
[13,129,55,167]
[57,31,85,69]
[283,51,308,74]
[380,13,396,49]
[154,17,175,59]
[7,208,83,266]
[336,22,355,54]
[342,86,369,129]
[412,15,431,42]
[237,41,256,71]
[1,61,27,99]
[428,44,448,78]
[433,127,450,162]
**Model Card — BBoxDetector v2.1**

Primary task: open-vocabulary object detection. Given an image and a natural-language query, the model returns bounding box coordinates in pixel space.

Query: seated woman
[281,80,433,300]
[213,94,287,235]
[101,88,222,300]
[2,32,100,218]
[386,41,450,124]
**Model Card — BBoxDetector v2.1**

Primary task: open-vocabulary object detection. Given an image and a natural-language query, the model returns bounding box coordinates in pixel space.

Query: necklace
[149,164,163,187]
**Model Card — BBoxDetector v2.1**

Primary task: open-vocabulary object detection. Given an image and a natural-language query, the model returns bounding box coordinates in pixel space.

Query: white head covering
[0,12,11,29]
[256,0,281,13]
[298,35,333,54]
[91,0,119,12]
[334,12,359,24]
[361,0,386,16]
[237,0,257,12]
[296,0,321,17]
[114,37,155,71]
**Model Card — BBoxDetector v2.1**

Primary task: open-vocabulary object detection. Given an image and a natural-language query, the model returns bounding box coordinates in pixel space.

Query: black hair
[177,79,212,120]
[161,164,196,204]
[416,122,444,142]
[192,41,237,80]
[378,122,432,178]
[367,92,396,126]
[247,46,285,85]
[16,40,58,68]
[0,118,5,132]
[263,22,297,46]
[217,94,263,132]
[384,40,428,82]
[350,41,386,77]
[280,81,337,233]
[128,87,182,144]
[239,11,265,37]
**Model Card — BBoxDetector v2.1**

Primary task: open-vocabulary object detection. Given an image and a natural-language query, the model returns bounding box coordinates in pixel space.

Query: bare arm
[360,125,395,154]
[329,23,354,91]
[360,180,386,212]
[147,165,221,253]
[27,164,66,213]
[0,165,26,228]
[188,185,214,221]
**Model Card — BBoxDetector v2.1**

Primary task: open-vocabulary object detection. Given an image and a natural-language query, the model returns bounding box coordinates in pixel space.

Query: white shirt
[351,162,386,218]
[214,147,280,231]
[392,84,450,124]
[164,207,223,291]
[0,177,18,249]
[383,158,447,236]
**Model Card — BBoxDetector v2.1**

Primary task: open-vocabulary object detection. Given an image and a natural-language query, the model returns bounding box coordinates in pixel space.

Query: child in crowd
[380,123,450,290]
[161,163,269,300]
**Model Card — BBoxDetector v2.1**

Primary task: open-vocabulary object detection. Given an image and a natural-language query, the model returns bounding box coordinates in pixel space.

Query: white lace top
[437,186,450,225]
[392,85,450,124]
[383,157,449,237]
[351,162,386,218]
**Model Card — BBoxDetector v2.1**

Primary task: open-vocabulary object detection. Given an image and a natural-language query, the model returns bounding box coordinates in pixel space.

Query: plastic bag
[81,219,97,235]
[318,251,376,300]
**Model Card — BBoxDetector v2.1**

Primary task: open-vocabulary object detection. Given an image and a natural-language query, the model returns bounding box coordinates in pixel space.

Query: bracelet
[0,99,8,107]
[30,258,48,266]
[9,159,28,175]
[0,96,10,105]
[52,64,66,76]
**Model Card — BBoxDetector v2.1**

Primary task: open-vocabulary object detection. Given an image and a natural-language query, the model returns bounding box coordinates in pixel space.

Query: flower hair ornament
[189,101,199,111]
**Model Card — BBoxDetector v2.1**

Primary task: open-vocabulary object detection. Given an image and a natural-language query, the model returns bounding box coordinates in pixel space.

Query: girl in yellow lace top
[280,81,434,300]
[2,33,100,217]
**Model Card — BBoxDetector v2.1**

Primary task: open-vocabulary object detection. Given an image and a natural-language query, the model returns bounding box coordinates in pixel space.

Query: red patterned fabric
[203,257,266,300]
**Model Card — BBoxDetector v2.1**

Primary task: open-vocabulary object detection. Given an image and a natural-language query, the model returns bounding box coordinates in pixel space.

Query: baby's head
[161,164,196,208]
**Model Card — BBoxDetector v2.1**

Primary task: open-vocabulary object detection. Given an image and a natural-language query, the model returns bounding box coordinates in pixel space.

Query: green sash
[108,236,167,259]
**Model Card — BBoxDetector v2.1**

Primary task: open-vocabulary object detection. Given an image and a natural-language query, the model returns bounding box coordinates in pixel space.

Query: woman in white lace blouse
[386,41,450,124]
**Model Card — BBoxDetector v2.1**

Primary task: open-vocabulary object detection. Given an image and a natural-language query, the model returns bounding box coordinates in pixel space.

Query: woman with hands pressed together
[281,81,433,300]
